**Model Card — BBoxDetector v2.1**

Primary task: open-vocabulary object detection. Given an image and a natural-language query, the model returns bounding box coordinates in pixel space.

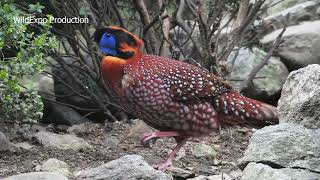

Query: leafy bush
[0,1,56,122]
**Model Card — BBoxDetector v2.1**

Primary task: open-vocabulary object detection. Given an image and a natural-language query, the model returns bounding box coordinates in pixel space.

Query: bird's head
[94,26,144,59]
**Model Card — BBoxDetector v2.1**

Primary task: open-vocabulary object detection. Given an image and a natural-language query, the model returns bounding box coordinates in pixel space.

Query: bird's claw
[140,132,159,148]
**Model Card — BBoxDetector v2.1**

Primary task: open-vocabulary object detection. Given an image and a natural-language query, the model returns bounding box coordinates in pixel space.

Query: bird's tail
[213,91,278,128]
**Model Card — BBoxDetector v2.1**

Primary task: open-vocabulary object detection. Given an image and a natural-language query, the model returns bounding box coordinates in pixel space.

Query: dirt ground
[0,119,253,179]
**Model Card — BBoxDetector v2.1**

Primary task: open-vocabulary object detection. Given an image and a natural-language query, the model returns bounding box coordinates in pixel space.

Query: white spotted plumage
[115,54,278,135]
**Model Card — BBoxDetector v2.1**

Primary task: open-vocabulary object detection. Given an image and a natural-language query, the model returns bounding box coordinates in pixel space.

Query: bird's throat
[100,50,142,94]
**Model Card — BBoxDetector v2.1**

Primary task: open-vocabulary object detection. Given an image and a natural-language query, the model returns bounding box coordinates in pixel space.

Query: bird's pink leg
[141,131,180,147]
[141,131,189,170]
[155,137,188,170]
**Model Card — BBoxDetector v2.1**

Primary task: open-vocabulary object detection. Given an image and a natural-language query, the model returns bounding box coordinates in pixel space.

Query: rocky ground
[2,0,320,179]
[0,119,251,179]
[1,64,320,180]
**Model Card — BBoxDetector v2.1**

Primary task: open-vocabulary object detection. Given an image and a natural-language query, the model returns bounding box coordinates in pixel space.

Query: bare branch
[43,97,103,112]
[176,0,202,56]
[157,0,171,57]
[143,14,169,35]
[134,0,158,54]
[235,0,250,28]
[238,27,286,92]
[52,53,117,122]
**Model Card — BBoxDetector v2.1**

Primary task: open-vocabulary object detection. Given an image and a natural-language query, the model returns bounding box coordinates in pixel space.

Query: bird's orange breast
[100,56,127,94]
[100,50,142,95]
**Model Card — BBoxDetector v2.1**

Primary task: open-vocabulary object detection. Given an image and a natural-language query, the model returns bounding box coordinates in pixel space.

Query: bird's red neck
[100,46,142,93]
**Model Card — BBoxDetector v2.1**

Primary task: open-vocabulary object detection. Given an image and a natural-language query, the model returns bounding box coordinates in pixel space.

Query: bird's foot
[141,132,159,147]
[140,131,180,148]
[153,160,173,171]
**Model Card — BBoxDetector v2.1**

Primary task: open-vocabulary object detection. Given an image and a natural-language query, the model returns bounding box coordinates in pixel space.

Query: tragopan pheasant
[94,26,278,170]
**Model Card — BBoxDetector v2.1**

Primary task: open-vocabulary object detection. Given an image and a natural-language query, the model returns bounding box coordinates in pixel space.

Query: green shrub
[0,1,57,123]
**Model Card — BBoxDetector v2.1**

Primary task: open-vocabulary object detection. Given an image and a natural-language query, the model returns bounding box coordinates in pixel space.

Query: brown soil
[0,120,253,179]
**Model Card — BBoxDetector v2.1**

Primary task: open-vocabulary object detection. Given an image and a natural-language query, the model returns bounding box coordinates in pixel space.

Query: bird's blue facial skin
[99,33,118,56]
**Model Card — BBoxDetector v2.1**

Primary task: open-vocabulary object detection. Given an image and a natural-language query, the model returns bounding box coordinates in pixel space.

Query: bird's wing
[133,54,232,102]
[166,62,233,102]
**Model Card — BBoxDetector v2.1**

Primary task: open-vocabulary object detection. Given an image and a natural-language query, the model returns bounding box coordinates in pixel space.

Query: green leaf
[28,2,45,13]
[0,2,55,123]
[0,70,8,79]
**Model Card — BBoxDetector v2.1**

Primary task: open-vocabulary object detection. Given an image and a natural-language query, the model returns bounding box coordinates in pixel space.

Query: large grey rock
[261,21,320,70]
[75,155,172,180]
[40,58,91,125]
[38,66,55,101]
[20,66,54,101]
[264,1,320,30]
[228,47,289,98]
[42,103,89,125]
[34,131,92,151]
[50,56,110,123]
[2,172,68,180]
[264,0,313,16]
[278,64,320,128]
[36,158,72,177]
[0,131,15,152]
[239,123,320,173]
[52,57,106,110]
[241,162,320,180]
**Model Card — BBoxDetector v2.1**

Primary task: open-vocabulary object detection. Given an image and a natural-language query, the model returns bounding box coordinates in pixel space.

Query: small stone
[193,165,218,175]
[38,158,72,177]
[35,165,42,172]
[188,173,232,180]
[34,131,92,151]
[14,142,34,150]
[168,166,195,179]
[67,123,87,135]
[126,119,153,141]
[213,159,220,166]
[192,143,217,158]
[229,169,242,179]
[0,131,15,152]
[102,136,120,149]
[213,144,220,149]
[31,124,47,132]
